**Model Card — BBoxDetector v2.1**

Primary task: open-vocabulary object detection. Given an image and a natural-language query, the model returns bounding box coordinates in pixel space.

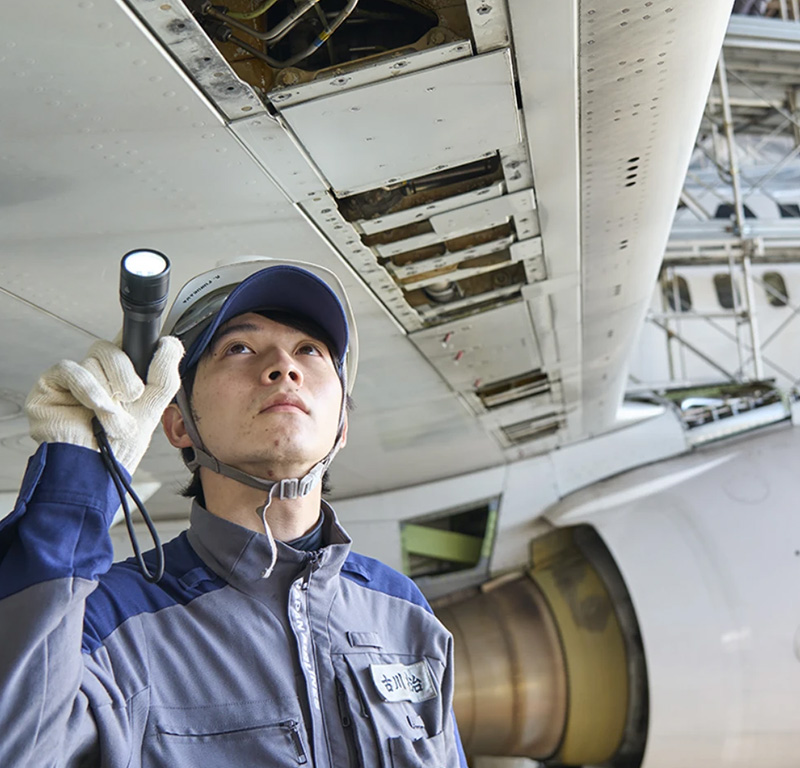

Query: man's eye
[297,343,322,356]
[224,342,253,356]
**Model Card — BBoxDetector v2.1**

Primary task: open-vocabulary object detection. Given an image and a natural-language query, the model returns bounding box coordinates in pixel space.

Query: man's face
[183,312,345,480]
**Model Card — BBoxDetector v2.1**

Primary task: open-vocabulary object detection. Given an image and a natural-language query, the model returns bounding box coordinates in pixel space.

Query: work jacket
[0,443,467,767]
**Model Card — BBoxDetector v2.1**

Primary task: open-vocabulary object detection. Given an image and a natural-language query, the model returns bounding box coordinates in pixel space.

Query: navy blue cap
[180,265,349,375]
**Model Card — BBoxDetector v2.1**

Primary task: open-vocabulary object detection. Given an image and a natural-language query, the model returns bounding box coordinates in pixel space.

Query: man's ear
[339,413,348,449]
[162,403,194,449]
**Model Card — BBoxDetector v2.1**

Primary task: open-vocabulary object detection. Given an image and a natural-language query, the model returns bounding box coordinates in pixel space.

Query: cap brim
[181,265,349,373]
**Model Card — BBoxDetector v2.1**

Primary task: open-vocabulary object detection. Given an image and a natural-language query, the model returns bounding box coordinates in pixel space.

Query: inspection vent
[362,220,434,248]
[393,248,512,287]
[424,290,523,325]
[373,222,513,262]
[337,155,503,221]
[400,498,498,579]
[405,260,526,311]
[500,413,561,444]
[476,369,550,410]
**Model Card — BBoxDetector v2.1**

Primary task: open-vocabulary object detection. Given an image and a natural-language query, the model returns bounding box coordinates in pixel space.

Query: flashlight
[120,249,171,380]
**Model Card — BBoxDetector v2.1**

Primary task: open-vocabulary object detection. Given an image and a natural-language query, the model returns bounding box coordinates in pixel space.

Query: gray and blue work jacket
[0,443,468,767]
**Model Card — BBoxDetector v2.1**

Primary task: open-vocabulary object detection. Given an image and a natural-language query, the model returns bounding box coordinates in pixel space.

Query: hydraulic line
[313,2,336,64]
[229,0,359,69]
[278,0,358,68]
[205,0,322,44]
[228,33,284,67]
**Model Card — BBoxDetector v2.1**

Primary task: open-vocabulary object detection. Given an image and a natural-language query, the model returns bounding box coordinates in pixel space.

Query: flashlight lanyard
[92,416,165,582]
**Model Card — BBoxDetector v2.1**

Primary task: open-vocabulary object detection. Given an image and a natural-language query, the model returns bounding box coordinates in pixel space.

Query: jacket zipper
[280,719,308,765]
[301,551,322,590]
[336,679,360,768]
[294,553,322,763]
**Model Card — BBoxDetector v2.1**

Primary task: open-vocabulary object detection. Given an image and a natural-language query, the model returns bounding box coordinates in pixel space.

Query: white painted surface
[280,49,520,196]
[551,408,688,497]
[266,42,473,107]
[549,423,800,768]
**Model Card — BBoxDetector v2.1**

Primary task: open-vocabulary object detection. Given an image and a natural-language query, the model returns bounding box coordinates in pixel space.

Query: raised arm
[0,338,182,767]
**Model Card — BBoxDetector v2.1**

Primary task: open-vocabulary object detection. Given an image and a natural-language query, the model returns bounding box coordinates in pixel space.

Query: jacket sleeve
[0,442,137,767]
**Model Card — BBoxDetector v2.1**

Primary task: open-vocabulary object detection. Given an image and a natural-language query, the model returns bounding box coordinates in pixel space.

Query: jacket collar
[186,499,352,593]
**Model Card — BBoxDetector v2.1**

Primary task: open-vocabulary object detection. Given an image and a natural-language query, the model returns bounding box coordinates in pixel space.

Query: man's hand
[25,337,184,475]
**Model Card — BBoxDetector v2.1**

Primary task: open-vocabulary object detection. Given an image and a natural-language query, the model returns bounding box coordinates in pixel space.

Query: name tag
[369,661,437,703]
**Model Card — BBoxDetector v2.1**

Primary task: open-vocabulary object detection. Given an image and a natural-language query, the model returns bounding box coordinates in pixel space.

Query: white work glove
[25,337,184,475]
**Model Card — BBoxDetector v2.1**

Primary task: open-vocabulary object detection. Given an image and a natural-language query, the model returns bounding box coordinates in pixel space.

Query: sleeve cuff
[0,443,125,598]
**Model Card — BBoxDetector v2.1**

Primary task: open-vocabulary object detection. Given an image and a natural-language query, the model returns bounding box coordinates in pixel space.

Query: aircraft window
[714,203,756,219]
[763,272,789,307]
[778,203,800,218]
[713,273,740,310]
[662,275,692,312]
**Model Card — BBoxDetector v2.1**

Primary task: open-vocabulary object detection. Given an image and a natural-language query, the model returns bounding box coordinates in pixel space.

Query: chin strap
[175,383,338,581]
[257,484,280,579]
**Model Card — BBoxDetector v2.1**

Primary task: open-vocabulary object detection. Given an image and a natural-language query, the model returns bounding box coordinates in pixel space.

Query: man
[0,258,467,767]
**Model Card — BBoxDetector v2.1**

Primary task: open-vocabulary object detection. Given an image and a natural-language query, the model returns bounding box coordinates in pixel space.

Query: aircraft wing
[0,0,733,515]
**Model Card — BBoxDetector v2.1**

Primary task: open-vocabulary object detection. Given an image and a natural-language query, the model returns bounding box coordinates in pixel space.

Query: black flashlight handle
[107,251,171,583]
[119,250,171,381]
[121,307,163,381]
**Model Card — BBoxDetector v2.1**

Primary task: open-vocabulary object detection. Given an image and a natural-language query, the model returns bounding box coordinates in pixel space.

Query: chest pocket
[333,652,451,768]
[146,703,309,768]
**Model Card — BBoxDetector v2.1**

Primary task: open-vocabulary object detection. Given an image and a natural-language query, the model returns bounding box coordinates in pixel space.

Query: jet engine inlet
[436,526,644,766]
[435,575,568,758]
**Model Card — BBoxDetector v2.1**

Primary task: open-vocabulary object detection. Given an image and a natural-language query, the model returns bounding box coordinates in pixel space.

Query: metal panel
[374,189,537,259]
[429,189,536,236]
[391,236,544,291]
[512,238,546,282]
[508,0,583,440]
[126,0,267,120]
[400,256,519,292]
[267,42,473,108]
[500,131,536,193]
[477,396,558,428]
[230,113,328,202]
[415,284,521,321]
[375,231,445,258]
[300,193,425,331]
[388,235,516,280]
[280,49,521,196]
[410,302,542,392]
[577,0,735,434]
[357,182,506,236]
[465,0,512,53]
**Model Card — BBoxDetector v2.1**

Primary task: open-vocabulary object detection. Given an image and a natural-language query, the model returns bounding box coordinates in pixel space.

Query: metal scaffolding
[648,11,800,391]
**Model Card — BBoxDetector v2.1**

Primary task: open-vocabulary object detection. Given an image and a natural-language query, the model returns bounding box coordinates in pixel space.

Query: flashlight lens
[123,250,168,277]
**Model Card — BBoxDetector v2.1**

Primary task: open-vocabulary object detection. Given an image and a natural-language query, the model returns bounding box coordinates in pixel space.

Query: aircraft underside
[5,1,800,766]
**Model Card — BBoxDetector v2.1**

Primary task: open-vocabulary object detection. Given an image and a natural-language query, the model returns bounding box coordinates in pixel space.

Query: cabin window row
[714,203,800,220]
[663,272,789,312]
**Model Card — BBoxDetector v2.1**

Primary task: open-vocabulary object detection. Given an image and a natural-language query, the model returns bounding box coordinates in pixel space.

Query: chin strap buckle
[277,478,299,500]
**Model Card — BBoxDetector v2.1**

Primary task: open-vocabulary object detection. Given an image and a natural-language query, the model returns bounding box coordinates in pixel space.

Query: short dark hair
[177,310,351,503]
